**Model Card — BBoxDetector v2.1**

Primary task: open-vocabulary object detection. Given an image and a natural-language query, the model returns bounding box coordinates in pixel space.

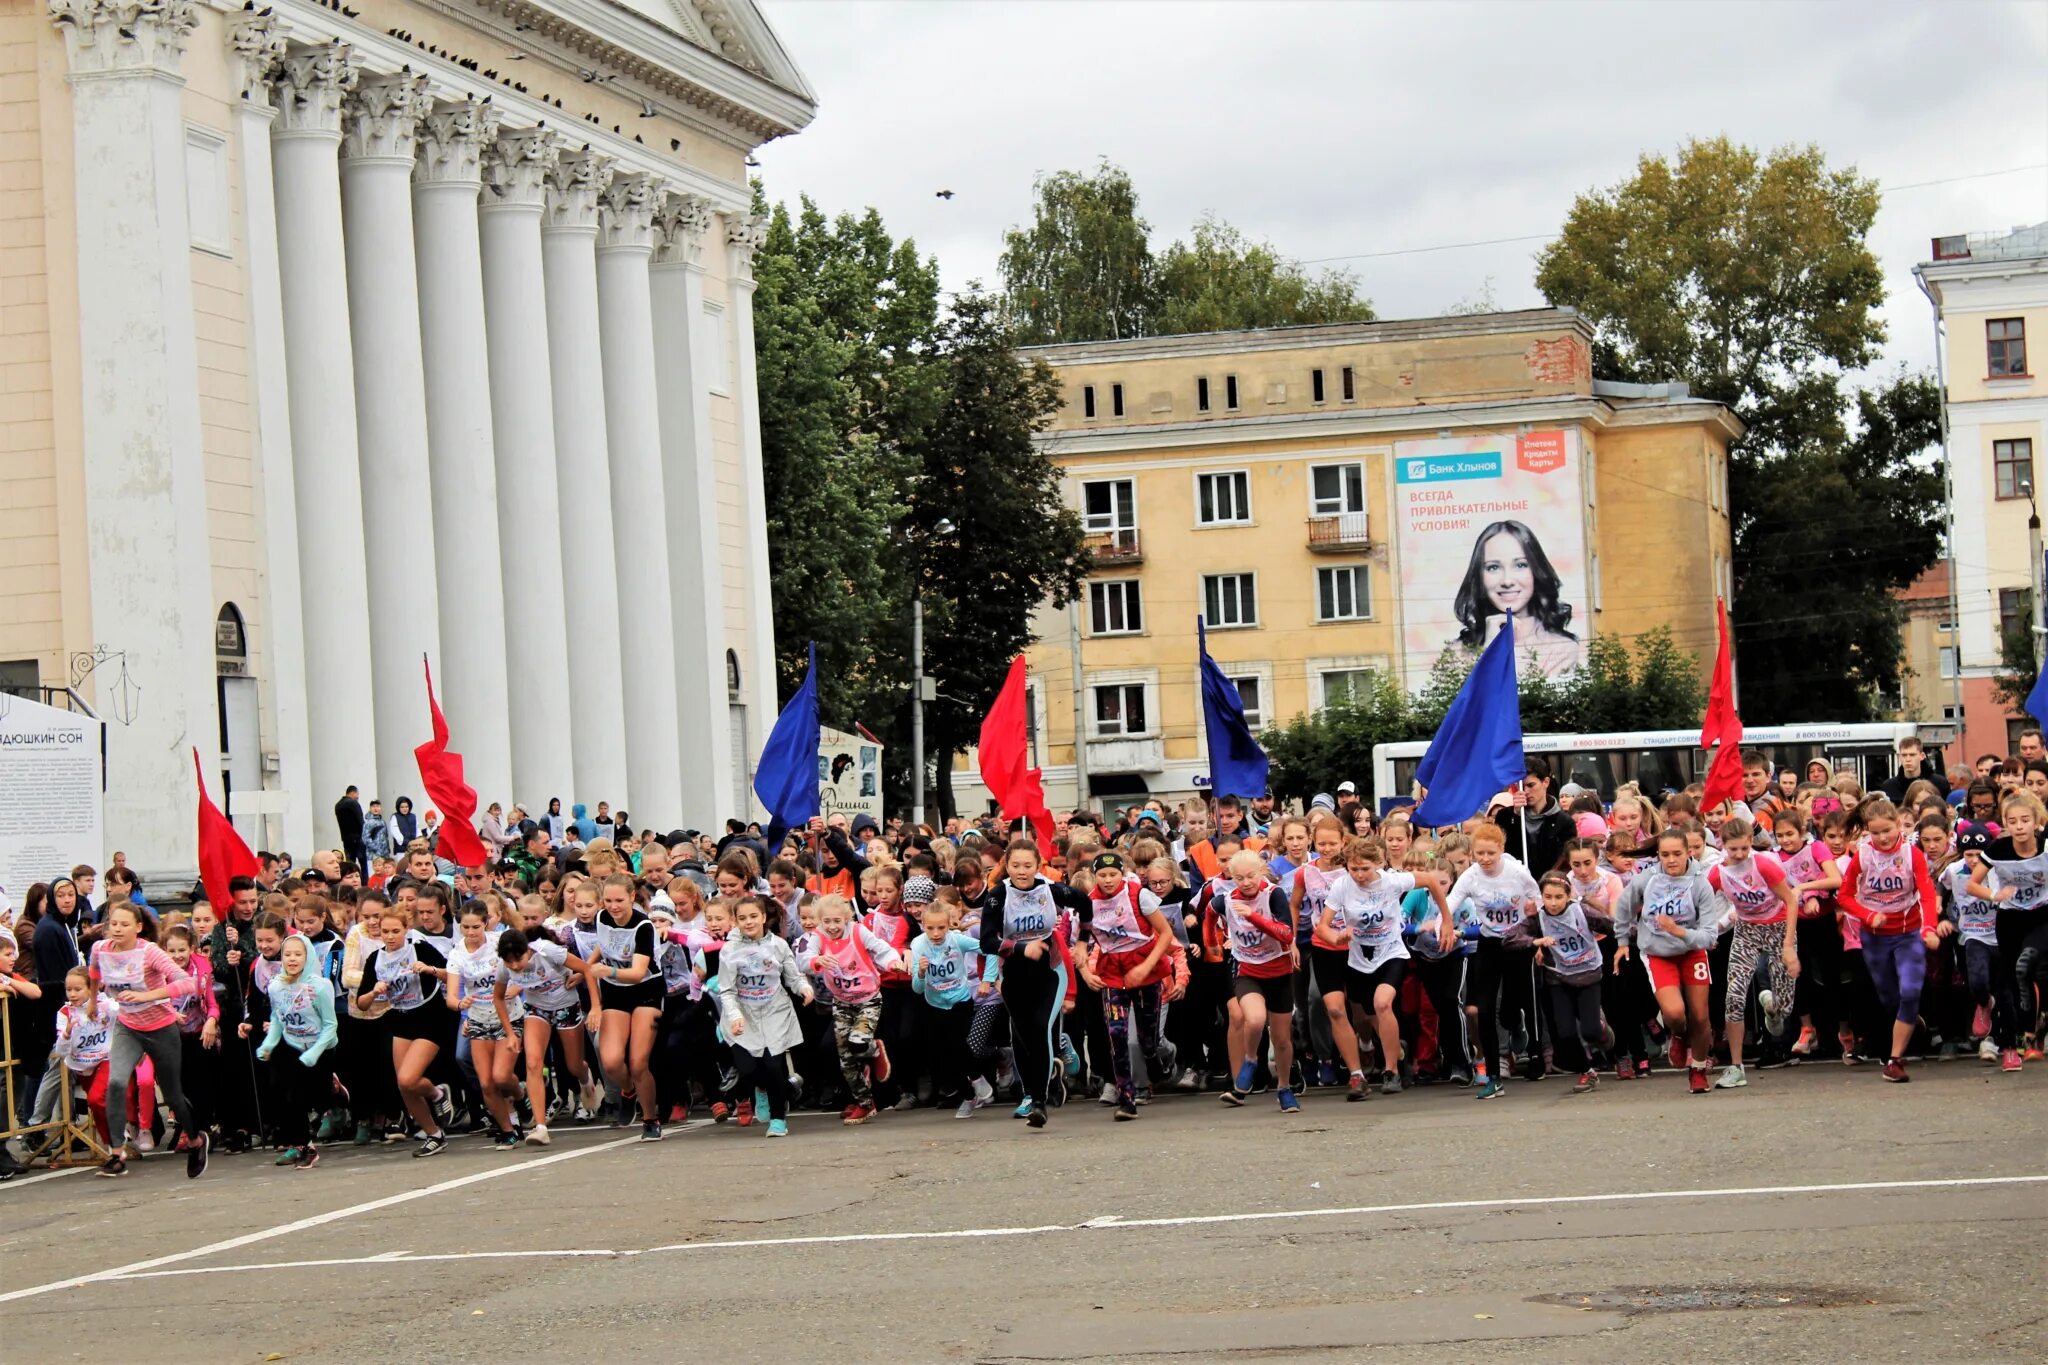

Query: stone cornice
[1021,309,1597,367]
[49,0,199,78]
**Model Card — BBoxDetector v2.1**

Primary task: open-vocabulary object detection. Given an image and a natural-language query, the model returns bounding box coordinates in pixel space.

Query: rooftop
[1923,221,2048,267]
[1018,307,1590,364]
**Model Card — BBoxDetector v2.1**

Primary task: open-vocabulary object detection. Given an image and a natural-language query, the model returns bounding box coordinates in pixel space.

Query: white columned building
[45,0,219,885]
[651,194,733,829]
[270,40,380,834]
[596,174,686,822]
[540,148,632,811]
[414,98,515,808]
[341,71,444,805]
[479,128,577,812]
[725,214,780,767]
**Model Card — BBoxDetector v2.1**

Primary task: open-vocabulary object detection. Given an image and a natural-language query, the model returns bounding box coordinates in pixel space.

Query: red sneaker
[843,1102,874,1126]
[710,1101,731,1124]
[872,1041,892,1085]
[1667,1037,1687,1071]
[667,1105,688,1125]
[1687,1066,1710,1095]
[1614,1061,1631,1082]
[736,1099,755,1127]
[1881,1058,1909,1084]
[1633,1058,1651,1079]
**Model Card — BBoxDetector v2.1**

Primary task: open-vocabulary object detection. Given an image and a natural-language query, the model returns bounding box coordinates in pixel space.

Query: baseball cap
[1090,851,1124,874]
[1336,781,1357,795]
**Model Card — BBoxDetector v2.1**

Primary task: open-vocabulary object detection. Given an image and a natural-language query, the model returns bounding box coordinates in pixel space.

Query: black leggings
[1997,911,2048,1046]
[1416,955,1470,1077]
[1468,938,1538,1078]
[1601,942,1652,1067]
[875,987,917,1106]
[916,997,975,1099]
[178,1030,216,1135]
[1545,980,1607,1073]
[654,992,693,1113]
[731,1047,789,1121]
[267,1042,334,1147]
[1001,950,1065,1108]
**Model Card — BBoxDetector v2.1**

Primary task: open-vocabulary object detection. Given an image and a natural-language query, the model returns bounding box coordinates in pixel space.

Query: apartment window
[1082,385,1097,419]
[1316,565,1371,621]
[1093,683,1148,737]
[1088,580,1144,636]
[1320,668,1373,708]
[1196,376,1211,412]
[2000,587,2032,640]
[1111,382,1125,418]
[1023,682,1040,766]
[0,659,37,700]
[1942,704,1961,722]
[1309,462,1366,516]
[1082,478,1136,534]
[1988,318,2028,377]
[1228,675,1265,730]
[1995,438,2033,500]
[1203,572,1258,628]
[1310,368,1326,404]
[1196,470,1251,526]
[1340,365,1356,402]
[1224,374,1240,411]
[1938,646,1959,679]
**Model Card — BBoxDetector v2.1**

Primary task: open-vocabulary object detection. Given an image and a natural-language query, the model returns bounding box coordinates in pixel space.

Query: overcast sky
[753,0,2048,380]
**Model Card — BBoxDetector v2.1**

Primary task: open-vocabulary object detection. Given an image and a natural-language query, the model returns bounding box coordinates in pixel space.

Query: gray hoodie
[1613,868,1728,958]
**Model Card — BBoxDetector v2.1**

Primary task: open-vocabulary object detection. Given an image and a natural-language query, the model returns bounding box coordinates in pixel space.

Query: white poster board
[0,693,104,898]
[818,724,884,827]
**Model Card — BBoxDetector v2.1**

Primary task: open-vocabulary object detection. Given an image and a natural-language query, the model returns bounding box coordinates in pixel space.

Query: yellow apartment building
[952,308,1740,813]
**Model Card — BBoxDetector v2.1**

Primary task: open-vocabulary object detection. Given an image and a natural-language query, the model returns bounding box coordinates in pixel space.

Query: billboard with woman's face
[1393,429,1590,684]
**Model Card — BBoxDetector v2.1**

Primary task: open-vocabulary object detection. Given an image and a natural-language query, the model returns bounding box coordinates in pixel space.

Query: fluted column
[47,0,217,885]
[270,41,380,832]
[479,128,575,811]
[726,213,777,812]
[651,194,732,830]
[413,97,512,815]
[540,149,629,809]
[594,173,683,826]
[225,13,314,857]
[341,71,442,806]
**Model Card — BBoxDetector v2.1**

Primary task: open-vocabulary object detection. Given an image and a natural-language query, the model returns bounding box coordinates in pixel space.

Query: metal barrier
[2,996,110,1170]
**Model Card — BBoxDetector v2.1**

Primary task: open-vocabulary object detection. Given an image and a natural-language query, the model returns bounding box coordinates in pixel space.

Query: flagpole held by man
[1412,611,1526,830]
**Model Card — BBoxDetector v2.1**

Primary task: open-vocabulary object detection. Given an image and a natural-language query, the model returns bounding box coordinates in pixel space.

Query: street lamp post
[911,518,954,827]
[2028,480,2045,676]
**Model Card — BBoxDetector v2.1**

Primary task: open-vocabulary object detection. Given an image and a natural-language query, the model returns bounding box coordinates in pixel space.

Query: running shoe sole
[185,1131,209,1180]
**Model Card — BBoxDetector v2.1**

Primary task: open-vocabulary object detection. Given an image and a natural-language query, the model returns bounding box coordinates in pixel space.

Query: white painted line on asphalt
[0,1134,647,1305]
[0,1166,89,1190]
[67,1170,2048,1284]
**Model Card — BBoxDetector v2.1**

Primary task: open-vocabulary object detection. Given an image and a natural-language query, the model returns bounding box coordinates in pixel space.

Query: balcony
[1085,735,1165,772]
[1306,512,1371,552]
[1084,527,1143,566]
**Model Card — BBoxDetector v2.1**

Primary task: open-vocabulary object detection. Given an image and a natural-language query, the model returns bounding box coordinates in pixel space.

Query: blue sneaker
[1013,1097,1035,1120]
[1059,1037,1082,1079]
[755,1089,769,1117]
[1475,1078,1506,1100]
[765,1118,789,1138]
[1277,1088,1301,1113]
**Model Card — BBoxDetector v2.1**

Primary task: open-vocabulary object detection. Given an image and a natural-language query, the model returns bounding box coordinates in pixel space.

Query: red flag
[978,655,1057,856]
[194,748,258,909]
[414,658,488,869]
[1699,599,1745,810]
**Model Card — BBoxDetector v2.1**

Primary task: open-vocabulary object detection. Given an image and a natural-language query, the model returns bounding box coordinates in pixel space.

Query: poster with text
[1393,429,1590,685]
[0,693,104,902]
[817,724,884,827]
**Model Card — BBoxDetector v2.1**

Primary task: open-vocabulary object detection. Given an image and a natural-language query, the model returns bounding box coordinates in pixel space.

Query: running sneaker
[710,1101,731,1123]
[1714,1064,1748,1089]
[971,1075,995,1106]
[872,1041,892,1085]
[1346,1072,1366,1102]
[955,1100,977,1119]
[1059,1036,1082,1079]
[1615,1061,1632,1082]
[1973,1003,1992,1039]
[525,1124,551,1146]
[1688,1067,1711,1095]
[843,1103,874,1126]
[97,1154,127,1178]
[667,1104,688,1125]
[413,1134,448,1158]
[1133,1087,1153,1105]
[1979,1038,2001,1063]
[1791,1025,1817,1056]
[1219,1087,1247,1108]
[1098,1082,1117,1106]
[1174,1070,1202,1091]
[294,1146,321,1170]
[1760,988,1790,1037]
[1839,1033,1860,1065]
[1634,1058,1651,1079]
[1881,1058,1910,1084]
[1573,1070,1598,1094]
[640,1120,664,1142]
[1012,1098,1034,1120]
[1026,1106,1047,1129]
[1380,1070,1402,1096]
[756,1090,772,1121]
[2026,1035,2045,1061]
[1452,1068,1476,1088]
[430,1084,455,1129]
[184,1129,209,1180]
[134,1129,156,1155]
[765,1119,789,1138]
[736,1098,755,1128]
[1667,1036,1687,1071]
[353,1123,374,1147]
[2001,1048,2023,1072]
[316,1111,349,1143]
[274,1146,302,1167]
[1114,1097,1138,1121]
[1474,1079,1504,1100]
[493,1130,521,1151]
[1277,1089,1301,1113]
[573,1105,595,1125]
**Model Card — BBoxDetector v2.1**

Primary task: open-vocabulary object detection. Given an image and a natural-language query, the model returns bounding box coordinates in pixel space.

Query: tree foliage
[1260,629,1705,806]
[999,162,1372,344]
[1536,138,1940,720]
[1995,600,2038,718]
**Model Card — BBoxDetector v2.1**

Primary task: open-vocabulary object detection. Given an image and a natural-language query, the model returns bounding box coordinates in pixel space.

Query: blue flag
[754,642,820,839]
[1199,617,1269,800]
[1413,614,1525,828]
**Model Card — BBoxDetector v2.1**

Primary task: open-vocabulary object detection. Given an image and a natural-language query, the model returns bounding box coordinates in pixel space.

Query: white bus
[1370,723,1944,812]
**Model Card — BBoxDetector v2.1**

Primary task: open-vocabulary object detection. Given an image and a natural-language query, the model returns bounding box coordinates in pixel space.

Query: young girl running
[1965,791,2048,1072]
[908,900,996,1118]
[590,873,664,1140]
[1328,836,1450,1096]
[1706,818,1798,1087]
[1073,851,1176,1121]
[1405,837,1478,1087]
[1835,798,1940,1083]
[718,896,812,1139]
[356,903,455,1157]
[161,924,220,1148]
[978,838,1079,1129]
[1504,872,1615,1093]
[444,903,521,1148]
[800,894,904,1125]
[1300,822,1367,1099]
[1445,822,1541,1099]
[1774,810,1844,1059]
[89,902,206,1178]
[1212,849,1301,1112]
[492,926,595,1145]
[55,968,117,1160]
[1613,828,1731,1095]
[254,933,338,1169]
[1949,825,2010,1065]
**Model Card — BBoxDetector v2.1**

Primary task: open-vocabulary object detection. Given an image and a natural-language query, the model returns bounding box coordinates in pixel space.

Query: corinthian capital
[482,127,558,210]
[226,10,287,104]
[543,148,611,233]
[415,98,500,187]
[652,193,717,269]
[49,0,200,77]
[724,212,769,285]
[271,41,358,136]
[597,173,659,252]
[341,70,432,163]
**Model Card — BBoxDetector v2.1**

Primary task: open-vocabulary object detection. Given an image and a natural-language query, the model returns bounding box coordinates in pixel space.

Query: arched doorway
[727,650,748,817]
[215,603,261,840]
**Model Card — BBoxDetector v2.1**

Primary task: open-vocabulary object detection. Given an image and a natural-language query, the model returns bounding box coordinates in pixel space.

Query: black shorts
[1310,945,1351,998]
[1345,956,1407,1008]
[598,979,663,1015]
[1231,972,1294,1013]
[388,1003,457,1047]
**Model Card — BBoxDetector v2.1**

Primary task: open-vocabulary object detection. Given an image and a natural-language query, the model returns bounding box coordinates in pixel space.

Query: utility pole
[2029,480,2044,683]
[1068,600,1089,816]
[912,593,926,827]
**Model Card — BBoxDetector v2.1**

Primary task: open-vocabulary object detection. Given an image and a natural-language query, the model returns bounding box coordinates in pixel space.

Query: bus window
[1557,754,1620,802]
[1630,749,1694,800]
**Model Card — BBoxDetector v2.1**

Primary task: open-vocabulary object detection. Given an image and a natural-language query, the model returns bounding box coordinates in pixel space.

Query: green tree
[1150,215,1374,336]
[1994,595,2038,718]
[908,288,1092,817]
[1535,139,1939,718]
[998,161,1152,345]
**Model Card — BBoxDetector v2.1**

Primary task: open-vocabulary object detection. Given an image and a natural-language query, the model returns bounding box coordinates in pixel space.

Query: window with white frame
[1082,478,1136,534]
[1309,462,1365,516]
[1088,579,1143,635]
[1228,674,1265,730]
[1203,572,1258,628]
[1319,668,1374,708]
[1196,470,1251,526]
[1316,565,1371,621]
[1093,682,1148,736]
[1938,646,1959,679]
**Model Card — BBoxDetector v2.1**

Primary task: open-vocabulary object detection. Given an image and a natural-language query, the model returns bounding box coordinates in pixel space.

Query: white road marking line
[0,1167,89,1190]
[72,1171,2048,1283]
[0,1134,646,1305]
